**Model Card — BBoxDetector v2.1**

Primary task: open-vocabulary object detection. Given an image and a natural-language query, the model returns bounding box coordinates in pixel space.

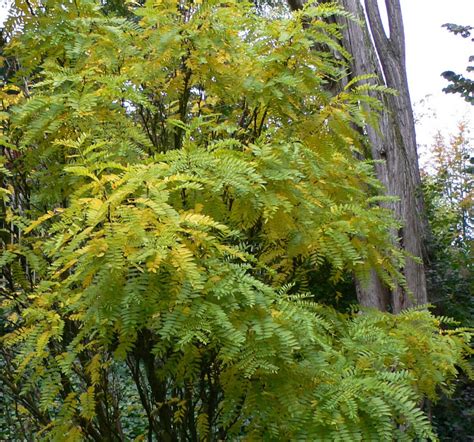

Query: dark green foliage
[441,24,474,105]
[432,373,474,441]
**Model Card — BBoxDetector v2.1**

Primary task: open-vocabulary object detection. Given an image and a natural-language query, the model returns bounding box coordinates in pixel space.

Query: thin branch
[384,0,406,64]
[364,0,390,56]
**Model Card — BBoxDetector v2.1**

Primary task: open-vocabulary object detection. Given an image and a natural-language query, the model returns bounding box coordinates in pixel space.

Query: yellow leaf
[24,209,64,234]
[271,309,282,319]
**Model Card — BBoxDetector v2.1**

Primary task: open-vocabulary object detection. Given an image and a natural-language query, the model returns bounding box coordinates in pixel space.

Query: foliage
[422,123,473,325]
[431,372,474,441]
[441,23,474,104]
[0,0,471,440]
[421,123,474,440]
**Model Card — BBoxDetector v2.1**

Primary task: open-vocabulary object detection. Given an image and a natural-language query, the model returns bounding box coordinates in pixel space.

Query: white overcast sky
[0,0,473,158]
[398,0,473,163]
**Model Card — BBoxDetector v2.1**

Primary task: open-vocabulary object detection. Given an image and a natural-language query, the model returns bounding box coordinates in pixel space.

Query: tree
[421,123,474,440]
[287,0,428,312]
[0,1,470,440]
[422,122,473,325]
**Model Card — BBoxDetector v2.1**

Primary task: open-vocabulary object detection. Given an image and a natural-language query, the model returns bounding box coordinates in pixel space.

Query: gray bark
[289,0,428,312]
[364,0,427,311]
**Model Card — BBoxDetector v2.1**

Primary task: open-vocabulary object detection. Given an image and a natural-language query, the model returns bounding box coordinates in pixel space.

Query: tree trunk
[288,0,428,312]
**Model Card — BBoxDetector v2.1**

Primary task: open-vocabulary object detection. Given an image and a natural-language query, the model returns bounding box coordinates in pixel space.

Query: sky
[0,0,473,161]
[398,0,473,165]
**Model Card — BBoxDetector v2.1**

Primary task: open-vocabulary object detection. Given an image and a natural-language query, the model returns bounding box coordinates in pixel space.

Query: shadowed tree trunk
[288,0,428,312]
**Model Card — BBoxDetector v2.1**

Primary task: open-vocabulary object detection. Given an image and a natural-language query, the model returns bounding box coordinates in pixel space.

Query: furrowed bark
[288,0,428,312]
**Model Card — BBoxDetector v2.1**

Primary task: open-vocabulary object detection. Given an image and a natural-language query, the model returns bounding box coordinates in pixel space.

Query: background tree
[420,123,474,440]
[441,23,474,105]
[287,0,428,312]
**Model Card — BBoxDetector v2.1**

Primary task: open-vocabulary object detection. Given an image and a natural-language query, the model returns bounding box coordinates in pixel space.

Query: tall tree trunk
[288,0,428,312]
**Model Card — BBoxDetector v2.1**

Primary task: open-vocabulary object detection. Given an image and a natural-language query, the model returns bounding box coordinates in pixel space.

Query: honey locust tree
[0,1,471,440]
